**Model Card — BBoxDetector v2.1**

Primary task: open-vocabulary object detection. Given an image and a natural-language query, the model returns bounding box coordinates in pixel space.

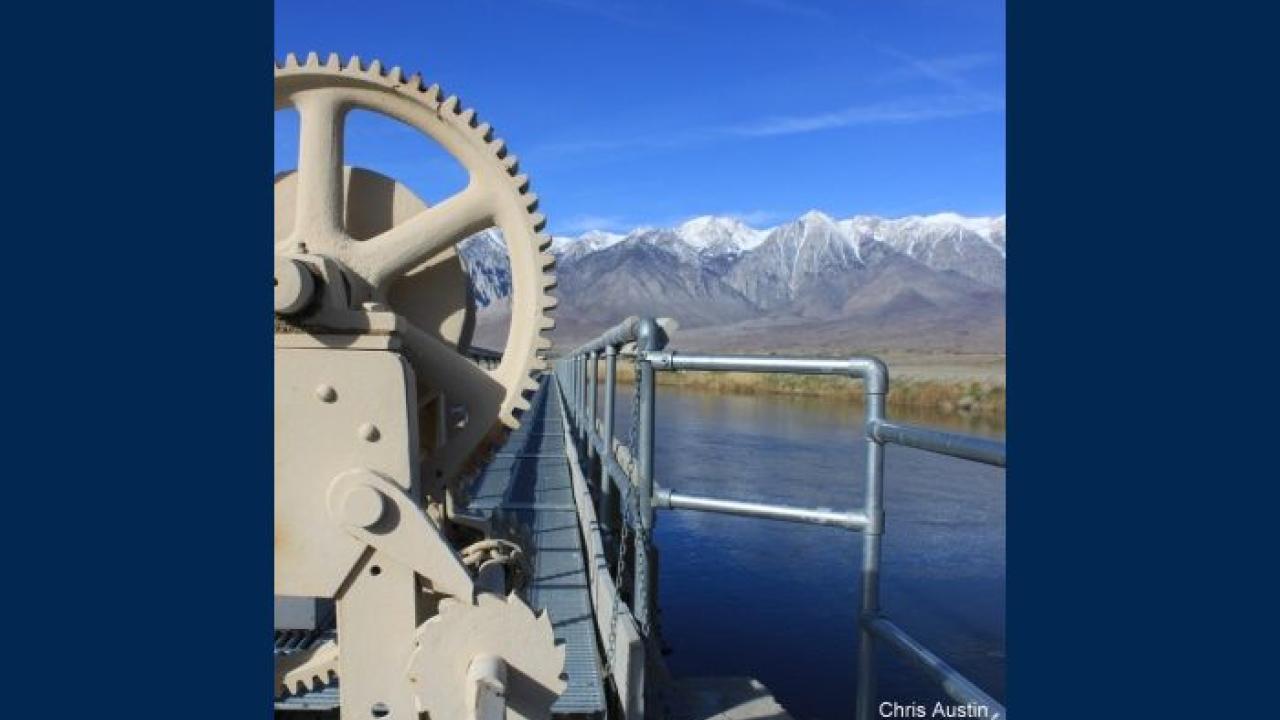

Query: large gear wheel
[409,593,568,720]
[274,53,556,492]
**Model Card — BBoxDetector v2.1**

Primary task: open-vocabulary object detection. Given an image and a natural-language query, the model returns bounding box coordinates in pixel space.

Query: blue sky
[275,0,1004,235]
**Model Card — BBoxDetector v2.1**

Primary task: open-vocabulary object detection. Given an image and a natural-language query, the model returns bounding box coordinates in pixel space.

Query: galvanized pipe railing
[868,419,1006,467]
[555,316,668,641]
[655,486,870,530]
[865,617,1005,714]
[554,320,1006,720]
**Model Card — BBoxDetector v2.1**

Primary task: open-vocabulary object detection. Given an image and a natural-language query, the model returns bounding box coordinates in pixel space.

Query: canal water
[622,386,1005,720]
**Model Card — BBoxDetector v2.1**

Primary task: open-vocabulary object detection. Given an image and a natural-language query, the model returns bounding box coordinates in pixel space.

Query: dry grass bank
[603,355,1005,418]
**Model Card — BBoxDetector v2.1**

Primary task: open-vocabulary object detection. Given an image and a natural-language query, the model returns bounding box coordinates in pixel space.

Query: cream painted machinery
[273,53,564,720]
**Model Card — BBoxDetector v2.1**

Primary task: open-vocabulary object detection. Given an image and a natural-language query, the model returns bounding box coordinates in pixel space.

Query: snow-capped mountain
[844,213,1006,290]
[551,229,625,262]
[676,216,769,257]
[457,229,510,308]
[459,210,1006,352]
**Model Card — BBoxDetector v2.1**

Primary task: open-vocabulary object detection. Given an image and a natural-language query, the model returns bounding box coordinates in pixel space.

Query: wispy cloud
[554,213,630,234]
[727,93,1003,137]
[530,92,1001,160]
[873,44,1003,107]
[876,52,998,85]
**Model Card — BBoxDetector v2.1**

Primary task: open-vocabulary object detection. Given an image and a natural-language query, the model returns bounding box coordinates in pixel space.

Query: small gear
[409,592,567,720]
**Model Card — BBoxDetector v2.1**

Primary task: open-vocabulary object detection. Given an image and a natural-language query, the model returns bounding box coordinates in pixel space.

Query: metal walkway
[466,374,606,716]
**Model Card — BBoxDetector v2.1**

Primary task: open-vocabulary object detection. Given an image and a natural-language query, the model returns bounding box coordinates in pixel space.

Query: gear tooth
[346,55,363,71]
[525,193,540,212]
[491,138,508,158]
[529,213,547,232]
[505,156,521,174]
[305,51,320,67]
[442,95,461,114]
[325,52,341,69]
[541,292,559,310]
[387,66,405,83]
[368,59,384,76]
[512,174,530,192]
[538,251,555,271]
[424,83,442,103]
[408,72,425,90]
[540,316,557,331]
[460,108,477,126]
[476,122,493,141]
[283,53,299,68]
[535,336,553,351]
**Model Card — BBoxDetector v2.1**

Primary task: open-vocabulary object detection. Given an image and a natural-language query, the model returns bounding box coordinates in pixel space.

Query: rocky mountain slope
[460,211,1005,354]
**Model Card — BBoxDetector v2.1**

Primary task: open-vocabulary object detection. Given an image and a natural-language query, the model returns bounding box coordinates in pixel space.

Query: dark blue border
[7,2,271,716]
[1010,2,1278,716]
[6,1,1277,716]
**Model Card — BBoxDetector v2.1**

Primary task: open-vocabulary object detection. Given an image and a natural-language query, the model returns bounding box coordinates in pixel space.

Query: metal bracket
[328,468,476,601]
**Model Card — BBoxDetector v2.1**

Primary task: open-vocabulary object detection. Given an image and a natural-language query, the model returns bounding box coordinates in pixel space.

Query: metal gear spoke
[359,183,496,292]
[291,90,348,245]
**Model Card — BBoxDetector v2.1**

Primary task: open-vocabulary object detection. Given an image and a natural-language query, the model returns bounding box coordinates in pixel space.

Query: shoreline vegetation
[602,356,1006,420]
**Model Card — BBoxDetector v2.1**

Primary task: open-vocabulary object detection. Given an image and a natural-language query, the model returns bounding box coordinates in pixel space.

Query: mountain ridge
[461,210,1006,354]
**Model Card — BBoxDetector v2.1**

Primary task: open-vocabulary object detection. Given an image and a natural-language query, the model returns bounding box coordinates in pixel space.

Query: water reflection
[616,386,1005,720]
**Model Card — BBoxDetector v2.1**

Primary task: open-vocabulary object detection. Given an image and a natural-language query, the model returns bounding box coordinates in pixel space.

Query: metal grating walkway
[467,374,605,716]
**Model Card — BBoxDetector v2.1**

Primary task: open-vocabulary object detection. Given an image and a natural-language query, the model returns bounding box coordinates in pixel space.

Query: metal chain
[579,351,670,719]
[602,353,645,680]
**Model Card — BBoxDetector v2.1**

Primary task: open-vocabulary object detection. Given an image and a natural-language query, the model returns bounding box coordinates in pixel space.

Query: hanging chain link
[602,351,645,680]
[572,348,670,719]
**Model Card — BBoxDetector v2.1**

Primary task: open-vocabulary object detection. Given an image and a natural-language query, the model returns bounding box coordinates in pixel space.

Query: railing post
[601,345,619,538]
[632,318,667,637]
[634,351,655,635]
[855,363,888,720]
[587,350,599,477]
[579,354,588,451]
[576,353,586,430]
